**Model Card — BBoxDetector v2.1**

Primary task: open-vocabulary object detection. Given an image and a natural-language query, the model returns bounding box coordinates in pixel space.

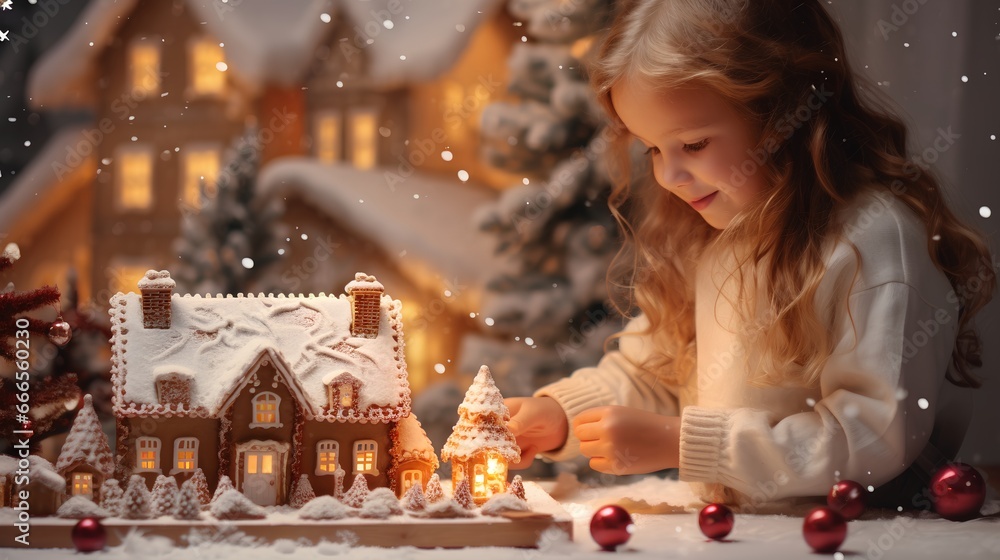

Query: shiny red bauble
[71,517,106,553]
[930,463,986,521]
[827,480,866,521]
[48,320,72,347]
[590,504,634,551]
[698,503,734,540]
[802,506,847,553]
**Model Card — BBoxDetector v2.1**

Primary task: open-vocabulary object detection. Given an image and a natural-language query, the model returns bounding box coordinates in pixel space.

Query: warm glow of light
[247,454,258,474]
[350,110,378,169]
[191,39,226,95]
[570,36,594,59]
[182,148,220,208]
[130,41,160,95]
[316,113,342,163]
[118,150,153,209]
[72,473,93,496]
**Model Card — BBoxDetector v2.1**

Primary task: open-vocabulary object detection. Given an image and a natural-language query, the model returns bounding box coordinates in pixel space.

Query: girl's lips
[689,191,718,211]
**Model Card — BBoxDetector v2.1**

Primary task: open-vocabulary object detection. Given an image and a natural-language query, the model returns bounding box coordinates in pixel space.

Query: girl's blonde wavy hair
[591,0,995,388]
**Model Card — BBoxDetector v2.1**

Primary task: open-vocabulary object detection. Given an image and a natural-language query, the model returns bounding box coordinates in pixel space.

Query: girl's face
[611,81,766,229]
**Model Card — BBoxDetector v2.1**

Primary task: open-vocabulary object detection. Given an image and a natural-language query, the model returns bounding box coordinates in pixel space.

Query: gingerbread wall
[300,418,392,498]
[121,414,221,491]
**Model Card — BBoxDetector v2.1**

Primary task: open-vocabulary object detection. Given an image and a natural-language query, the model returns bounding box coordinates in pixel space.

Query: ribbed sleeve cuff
[532,377,617,462]
[679,406,732,484]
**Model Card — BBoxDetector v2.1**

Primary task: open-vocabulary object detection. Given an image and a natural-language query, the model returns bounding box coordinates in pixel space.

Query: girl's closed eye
[643,139,710,157]
[683,139,710,153]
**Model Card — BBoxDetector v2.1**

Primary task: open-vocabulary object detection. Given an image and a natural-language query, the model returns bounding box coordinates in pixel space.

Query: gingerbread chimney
[138,270,175,329]
[345,272,384,338]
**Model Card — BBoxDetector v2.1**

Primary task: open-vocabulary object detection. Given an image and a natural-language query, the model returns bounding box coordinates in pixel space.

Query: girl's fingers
[578,440,606,460]
[573,422,602,442]
[571,407,605,430]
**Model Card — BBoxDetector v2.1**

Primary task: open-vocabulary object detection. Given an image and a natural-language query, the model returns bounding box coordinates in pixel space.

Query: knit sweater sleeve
[533,314,681,462]
[679,281,955,499]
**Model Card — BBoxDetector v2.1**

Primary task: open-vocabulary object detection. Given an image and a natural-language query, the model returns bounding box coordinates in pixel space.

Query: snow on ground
[2,477,998,559]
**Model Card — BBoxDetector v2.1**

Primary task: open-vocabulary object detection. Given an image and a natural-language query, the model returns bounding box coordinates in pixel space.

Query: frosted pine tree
[175,479,202,520]
[99,479,123,517]
[211,475,235,504]
[342,474,369,508]
[151,475,179,517]
[508,474,526,501]
[402,482,427,512]
[424,473,444,504]
[289,474,316,508]
[55,394,114,496]
[121,475,152,520]
[467,0,623,400]
[173,128,286,295]
[453,478,475,510]
[187,468,211,506]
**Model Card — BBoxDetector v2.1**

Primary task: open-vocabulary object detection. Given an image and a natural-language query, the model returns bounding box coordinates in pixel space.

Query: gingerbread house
[54,394,115,502]
[110,270,437,505]
[441,365,520,505]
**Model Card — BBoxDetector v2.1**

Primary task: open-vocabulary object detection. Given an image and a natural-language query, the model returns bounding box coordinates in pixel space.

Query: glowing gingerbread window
[250,392,282,428]
[316,440,340,475]
[353,440,378,475]
[172,437,198,473]
[71,473,93,498]
[136,437,161,472]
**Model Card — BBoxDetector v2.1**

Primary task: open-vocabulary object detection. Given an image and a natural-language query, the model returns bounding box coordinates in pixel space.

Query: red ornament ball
[698,503,734,540]
[48,320,72,347]
[827,480,866,521]
[802,506,847,553]
[72,517,106,553]
[930,463,986,521]
[590,505,634,551]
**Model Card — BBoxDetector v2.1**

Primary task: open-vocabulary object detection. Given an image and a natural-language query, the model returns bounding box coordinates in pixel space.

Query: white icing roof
[138,270,176,290]
[110,283,411,422]
[28,0,503,108]
[392,413,439,470]
[55,395,115,478]
[441,365,520,463]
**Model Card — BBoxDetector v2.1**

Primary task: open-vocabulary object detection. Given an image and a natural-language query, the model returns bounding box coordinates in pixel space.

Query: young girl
[505,0,995,507]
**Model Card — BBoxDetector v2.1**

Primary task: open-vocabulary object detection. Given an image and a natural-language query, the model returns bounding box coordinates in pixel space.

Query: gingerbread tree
[55,394,114,500]
[441,365,521,505]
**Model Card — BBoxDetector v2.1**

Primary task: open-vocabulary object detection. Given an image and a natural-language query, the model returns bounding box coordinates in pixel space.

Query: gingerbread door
[237,440,289,506]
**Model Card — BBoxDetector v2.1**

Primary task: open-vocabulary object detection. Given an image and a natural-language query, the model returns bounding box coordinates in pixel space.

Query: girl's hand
[505,397,569,469]
[573,406,680,475]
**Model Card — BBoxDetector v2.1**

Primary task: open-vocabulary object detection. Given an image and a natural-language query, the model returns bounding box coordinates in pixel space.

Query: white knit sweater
[536,190,975,505]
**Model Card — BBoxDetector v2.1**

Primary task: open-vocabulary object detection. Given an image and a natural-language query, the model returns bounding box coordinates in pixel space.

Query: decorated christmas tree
[173,129,286,295]
[99,479,123,517]
[402,482,427,512]
[467,0,624,402]
[175,479,203,521]
[442,365,520,505]
[0,243,80,453]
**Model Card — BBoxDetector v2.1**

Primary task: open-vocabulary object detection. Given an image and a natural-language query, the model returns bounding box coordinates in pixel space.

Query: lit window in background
[118,150,153,210]
[182,148,220,209]
[354,440,377,473]
[130,41,160,95]
[111,266,152,296]
[317,440,339,473]
[190,39,226,95]
[315,113,342,163]
[350,109,378,169]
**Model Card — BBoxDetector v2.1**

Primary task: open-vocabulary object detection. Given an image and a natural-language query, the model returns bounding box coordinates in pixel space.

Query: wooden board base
[0,482,573,549]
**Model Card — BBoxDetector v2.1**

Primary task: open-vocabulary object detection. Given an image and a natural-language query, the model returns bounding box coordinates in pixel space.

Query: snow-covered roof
[391,413,439,471]
[0,128,95,237]
[441,365,520,463]
[55,394,114,478]
[257,159,498,309]
[27,0,504,108]
[110,277,411,423]
[1,456,67,493]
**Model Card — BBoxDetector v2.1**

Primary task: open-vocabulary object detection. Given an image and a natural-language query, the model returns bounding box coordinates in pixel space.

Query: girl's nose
[656,157,694,191]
